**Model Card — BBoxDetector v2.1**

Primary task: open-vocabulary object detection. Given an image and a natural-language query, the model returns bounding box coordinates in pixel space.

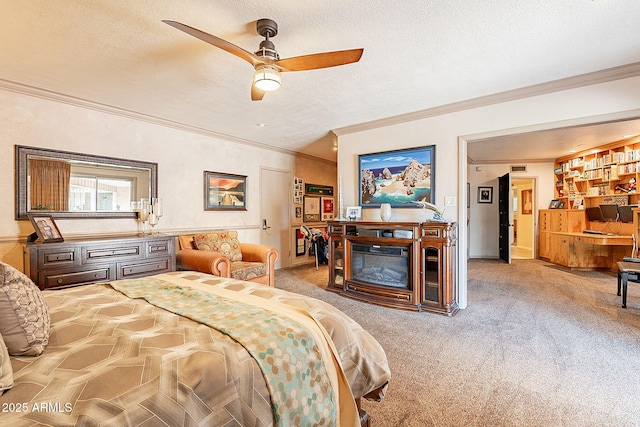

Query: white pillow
[0,262,50,356]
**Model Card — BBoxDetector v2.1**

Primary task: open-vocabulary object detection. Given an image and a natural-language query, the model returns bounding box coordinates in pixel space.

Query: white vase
[380,203,392,221]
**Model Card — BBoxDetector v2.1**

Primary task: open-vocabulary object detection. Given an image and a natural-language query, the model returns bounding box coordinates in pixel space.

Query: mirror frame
[15,145,158,220]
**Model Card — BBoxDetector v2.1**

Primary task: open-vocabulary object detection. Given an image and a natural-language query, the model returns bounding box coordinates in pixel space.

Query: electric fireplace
[350,243,410,289]
[327,220,458,315]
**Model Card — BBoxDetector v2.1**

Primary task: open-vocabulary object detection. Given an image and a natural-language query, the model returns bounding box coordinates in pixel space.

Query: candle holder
[137,198,150,234]
[148,198,163,233]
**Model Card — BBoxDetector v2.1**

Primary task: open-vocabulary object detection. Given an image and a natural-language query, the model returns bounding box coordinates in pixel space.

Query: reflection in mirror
[15,145,157,220]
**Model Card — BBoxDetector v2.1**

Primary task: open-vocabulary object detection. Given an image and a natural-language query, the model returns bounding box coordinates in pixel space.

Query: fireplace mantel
[327,220,458,316]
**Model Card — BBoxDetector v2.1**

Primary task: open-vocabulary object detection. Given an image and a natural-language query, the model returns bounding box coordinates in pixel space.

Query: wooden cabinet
[24,234,176,290]
[539,208,633,269]
[327,221,457,316]
[420,222,458,315]
[538,209,586,259]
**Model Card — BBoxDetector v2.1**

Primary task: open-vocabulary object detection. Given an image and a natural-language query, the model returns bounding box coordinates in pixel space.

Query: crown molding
[0,78,335,165]
[333,62,640,136]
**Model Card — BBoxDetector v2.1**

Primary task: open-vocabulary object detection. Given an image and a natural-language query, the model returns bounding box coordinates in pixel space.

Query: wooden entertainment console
[327,220,458,316]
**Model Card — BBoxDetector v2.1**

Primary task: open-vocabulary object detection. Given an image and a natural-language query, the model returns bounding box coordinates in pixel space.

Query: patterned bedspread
[1,271,390,426]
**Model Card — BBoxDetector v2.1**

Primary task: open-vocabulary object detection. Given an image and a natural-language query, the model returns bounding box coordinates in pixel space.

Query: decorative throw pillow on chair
[193,232,243,262]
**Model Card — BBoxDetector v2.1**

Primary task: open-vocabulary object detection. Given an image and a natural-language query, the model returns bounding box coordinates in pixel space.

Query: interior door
[498,173,512,263]
[260,168,291,269]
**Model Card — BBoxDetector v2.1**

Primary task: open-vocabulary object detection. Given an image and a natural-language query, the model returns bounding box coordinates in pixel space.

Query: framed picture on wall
[204,171,247,211]
[358,145,435,208]
[295,228,306,256]
[478,186,493,204]
[303,195,321,222]
[321,197,334,221]
[521,189,533,214]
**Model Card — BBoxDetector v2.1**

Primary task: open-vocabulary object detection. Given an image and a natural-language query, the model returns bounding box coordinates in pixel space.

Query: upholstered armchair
[176,232,279,287]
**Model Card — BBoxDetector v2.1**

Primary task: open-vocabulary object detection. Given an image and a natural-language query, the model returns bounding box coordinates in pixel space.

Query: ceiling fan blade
[251,85,265,101]
[162,20,264,67]
[275,48,363,72]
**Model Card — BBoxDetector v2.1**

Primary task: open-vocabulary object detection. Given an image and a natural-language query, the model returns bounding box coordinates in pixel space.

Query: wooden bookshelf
[554,135,640,209]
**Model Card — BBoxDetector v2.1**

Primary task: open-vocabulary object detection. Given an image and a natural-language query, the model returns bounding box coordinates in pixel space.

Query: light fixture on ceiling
[253,65,281,91]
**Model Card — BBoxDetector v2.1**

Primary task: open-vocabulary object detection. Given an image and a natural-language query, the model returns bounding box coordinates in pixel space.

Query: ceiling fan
[163,19,364,101]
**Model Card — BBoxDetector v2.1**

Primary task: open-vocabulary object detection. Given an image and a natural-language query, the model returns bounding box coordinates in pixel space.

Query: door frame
[511,177,537,260]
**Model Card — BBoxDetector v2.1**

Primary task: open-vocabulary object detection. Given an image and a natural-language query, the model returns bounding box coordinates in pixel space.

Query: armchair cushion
[230,261,267,281]
[193,232,243,262]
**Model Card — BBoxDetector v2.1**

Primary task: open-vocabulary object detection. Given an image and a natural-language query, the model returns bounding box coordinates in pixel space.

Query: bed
[0,268,390,426]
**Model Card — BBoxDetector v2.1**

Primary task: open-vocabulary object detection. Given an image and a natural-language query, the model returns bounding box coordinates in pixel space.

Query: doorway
[260,167,291,269]
[510,178,536,259]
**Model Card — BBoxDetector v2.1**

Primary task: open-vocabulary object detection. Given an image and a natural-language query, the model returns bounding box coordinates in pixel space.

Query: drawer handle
[57,278,63,284]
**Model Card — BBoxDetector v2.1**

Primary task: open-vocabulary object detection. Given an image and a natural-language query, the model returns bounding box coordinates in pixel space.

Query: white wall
[0,87,336,270]
[337,75,640,309]
[467,163,554,258]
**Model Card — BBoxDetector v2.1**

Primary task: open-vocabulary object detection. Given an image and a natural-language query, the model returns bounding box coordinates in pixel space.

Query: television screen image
[599,204,619,222]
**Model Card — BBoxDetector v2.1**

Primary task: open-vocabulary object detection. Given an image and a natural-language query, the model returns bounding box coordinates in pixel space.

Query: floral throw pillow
[193,232,243,262]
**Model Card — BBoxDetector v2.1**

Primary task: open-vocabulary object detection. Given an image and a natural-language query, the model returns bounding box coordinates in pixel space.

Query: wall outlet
[445,196,457,207]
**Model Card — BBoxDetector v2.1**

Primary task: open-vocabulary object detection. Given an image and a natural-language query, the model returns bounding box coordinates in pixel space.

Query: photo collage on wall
[293,178,335,256]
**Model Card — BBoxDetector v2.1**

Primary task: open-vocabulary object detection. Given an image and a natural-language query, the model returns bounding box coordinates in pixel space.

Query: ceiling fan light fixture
[253,65,281,91]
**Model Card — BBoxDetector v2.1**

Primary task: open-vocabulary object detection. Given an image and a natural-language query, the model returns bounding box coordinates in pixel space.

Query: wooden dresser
[24,234,176,290]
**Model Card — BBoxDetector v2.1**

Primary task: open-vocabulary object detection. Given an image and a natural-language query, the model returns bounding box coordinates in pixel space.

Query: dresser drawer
[346,282,413,304]
[146,239,172,257]
[41,265,115,289]
[84,243,142,262]
[38,248,80,268]
[118,258,171,279]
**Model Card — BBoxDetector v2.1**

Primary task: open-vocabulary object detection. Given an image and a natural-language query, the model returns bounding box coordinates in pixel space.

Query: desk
[617,261,640,308]
[547,232,634,270]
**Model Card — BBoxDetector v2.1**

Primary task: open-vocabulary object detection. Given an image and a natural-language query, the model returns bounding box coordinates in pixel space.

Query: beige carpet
[275,259,640,426]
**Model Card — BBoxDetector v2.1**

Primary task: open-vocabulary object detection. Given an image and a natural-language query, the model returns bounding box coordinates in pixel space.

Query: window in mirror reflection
[69,176,134,211]
[28,157,146,213]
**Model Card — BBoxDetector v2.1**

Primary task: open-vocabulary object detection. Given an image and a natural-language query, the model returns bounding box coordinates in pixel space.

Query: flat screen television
[599,204,619,222]
[585,206,604,222]
[617,204,637,223]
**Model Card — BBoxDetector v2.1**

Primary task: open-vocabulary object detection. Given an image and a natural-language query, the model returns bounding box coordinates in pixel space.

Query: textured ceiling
[1,0,639,161]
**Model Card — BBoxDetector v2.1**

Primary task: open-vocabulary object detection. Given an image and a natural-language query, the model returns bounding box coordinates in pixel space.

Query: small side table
[616,261,640,308]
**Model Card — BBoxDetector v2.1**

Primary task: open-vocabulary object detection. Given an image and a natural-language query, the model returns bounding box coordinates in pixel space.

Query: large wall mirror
[15,145,158,220]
